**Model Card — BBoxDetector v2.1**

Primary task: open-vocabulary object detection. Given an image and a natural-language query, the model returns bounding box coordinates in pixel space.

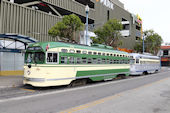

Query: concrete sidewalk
[0,76,23,89]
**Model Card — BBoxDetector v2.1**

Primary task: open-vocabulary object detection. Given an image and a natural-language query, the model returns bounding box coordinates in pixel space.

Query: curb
[0,84,22,89]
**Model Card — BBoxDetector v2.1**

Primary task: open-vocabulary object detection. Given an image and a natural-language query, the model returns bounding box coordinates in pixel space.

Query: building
[158,46,170,66]
[0,0,143,49]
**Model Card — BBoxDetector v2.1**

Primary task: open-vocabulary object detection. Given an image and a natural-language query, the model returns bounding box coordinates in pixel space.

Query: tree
[92,19,123,48]
[48,14,84,42]
[134,30,163,55]
[134,39,143,53]
[144,30,163,54]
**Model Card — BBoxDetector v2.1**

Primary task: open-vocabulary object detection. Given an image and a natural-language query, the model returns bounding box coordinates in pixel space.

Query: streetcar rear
[129,53,161,75]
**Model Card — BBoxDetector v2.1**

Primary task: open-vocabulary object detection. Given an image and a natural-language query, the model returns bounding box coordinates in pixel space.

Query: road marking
[60,94,122,113]
[59,77,170,113]
[20,88,35,92]
[0,71,169,103]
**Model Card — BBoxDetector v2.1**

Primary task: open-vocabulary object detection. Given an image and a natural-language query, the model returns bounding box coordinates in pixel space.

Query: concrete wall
[0,0,62,42]
[0,0,141,50]
[93,0,138,49]
[42,0,95,20]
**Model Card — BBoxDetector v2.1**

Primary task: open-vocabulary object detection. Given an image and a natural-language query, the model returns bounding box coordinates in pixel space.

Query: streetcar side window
[93,58,97,64]
[136,59,139,64]
[107,59,110,64]
[130,59,135,64]
[47,53,53,62]
[69,49,75,53]
[88,51,92,55]
[82,57,87,64]
[69,57,74,64]
[88,58,92,64]
[93,52,97,55]
[47,53,58,63]
[76,58,81,64]
[82,51,87,54]
[61,49,68,53]
[102,58,106,64]
[76,50,81,54]
[110,59,113,64]
[61,56,67,64]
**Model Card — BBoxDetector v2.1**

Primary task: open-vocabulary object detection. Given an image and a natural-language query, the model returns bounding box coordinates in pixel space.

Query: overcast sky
[119,0,170,44]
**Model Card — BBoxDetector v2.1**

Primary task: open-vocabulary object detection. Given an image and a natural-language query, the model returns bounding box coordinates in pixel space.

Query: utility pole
[85,5,89,45]
[143,35,145,54]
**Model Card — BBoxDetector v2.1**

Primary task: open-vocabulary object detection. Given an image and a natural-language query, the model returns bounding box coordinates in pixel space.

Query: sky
[119,0,170,44]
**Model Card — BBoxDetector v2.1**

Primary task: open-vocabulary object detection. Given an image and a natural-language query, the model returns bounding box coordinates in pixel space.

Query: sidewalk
[0,76,23,89]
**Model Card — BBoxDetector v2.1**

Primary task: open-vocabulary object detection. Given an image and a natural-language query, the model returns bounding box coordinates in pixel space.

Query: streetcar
[129,53,161,75]
[24,42,130,87]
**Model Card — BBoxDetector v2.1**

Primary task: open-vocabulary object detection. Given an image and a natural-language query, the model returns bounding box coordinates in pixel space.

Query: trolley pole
[143,35,145,54]
[85,5,89,45]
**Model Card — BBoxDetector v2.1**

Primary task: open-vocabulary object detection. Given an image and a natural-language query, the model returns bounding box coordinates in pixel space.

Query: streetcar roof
[27,42,128,54]
[129,53,160,59]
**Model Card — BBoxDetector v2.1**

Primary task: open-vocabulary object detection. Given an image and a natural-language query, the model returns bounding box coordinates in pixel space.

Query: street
[0,68,170,113]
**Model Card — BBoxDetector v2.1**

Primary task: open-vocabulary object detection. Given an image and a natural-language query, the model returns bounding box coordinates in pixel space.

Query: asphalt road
[0,68,170,113]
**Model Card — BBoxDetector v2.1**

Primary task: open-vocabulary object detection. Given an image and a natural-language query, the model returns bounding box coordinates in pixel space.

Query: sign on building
[97,0,114,10]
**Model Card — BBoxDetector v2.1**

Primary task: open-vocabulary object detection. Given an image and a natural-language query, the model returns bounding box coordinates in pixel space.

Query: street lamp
[85,5,89,45]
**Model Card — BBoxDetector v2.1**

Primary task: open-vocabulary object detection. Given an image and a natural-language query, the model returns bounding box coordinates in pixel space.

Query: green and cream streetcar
[24,42,130,87]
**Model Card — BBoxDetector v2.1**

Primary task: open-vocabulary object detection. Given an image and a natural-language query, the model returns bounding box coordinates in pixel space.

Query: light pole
[85,5,89,45]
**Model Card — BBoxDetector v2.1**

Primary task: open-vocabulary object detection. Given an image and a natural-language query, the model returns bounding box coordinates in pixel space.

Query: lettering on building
[99,0,114,10]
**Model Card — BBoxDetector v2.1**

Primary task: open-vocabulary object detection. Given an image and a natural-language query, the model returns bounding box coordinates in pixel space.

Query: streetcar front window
[130,59,135,64]
[26,52,45,64]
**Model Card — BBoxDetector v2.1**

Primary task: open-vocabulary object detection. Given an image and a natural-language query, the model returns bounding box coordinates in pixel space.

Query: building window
[123,24,130,30]
[136,25,141,31]
[163,50,169,55]
[136,37,140,41]
[107,10,110,20]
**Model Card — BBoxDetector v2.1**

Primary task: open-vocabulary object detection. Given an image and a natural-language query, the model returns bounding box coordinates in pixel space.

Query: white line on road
[0,71,169,103]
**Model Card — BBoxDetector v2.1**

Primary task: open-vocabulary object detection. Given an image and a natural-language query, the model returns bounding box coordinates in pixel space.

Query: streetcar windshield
[26,52,45,64]
[130,59,135,64]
